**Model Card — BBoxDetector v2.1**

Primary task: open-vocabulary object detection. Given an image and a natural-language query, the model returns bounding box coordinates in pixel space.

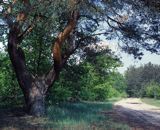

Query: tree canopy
[0,0,160,58]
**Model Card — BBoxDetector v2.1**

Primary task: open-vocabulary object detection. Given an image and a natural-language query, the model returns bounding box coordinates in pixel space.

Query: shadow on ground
[0,102,131,130]
[103,105,160,130]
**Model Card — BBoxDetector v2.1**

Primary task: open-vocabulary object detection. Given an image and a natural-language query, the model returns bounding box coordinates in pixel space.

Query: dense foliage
[0,53,23,106]
[125,62,160,98]
[48,50,127,103]
[0,49,127,105]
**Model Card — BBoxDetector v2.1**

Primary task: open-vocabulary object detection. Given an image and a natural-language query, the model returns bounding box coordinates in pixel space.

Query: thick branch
[45,39,80,89]
[45,66,56,89]
[52,11,79,76]
[44,11,79,88]
[8,25,33,92]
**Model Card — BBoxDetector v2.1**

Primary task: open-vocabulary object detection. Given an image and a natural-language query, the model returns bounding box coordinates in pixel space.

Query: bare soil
[110,98,160,130]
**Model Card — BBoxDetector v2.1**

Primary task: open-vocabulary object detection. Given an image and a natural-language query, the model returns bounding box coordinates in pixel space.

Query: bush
[47,84,72,104]
[145,81,160,99]
[93,83,121,101]
[80,87,96,101]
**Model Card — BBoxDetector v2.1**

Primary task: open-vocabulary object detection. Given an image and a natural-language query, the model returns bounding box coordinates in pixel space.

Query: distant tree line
[125,62,160,99]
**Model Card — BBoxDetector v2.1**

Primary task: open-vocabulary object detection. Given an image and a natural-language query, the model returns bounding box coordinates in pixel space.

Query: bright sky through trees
[105,40,160,74]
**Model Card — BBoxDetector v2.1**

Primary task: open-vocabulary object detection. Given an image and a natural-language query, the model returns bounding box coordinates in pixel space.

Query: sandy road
[113,98,160,130]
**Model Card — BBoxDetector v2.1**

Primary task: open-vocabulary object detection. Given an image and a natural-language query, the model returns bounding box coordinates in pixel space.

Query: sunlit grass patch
[141,98,160,107]
[45,101,130,129]
[46,102,112,125]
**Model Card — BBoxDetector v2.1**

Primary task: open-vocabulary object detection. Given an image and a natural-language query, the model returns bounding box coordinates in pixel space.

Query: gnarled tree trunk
[7,26,49,116]
[7,9,79,117]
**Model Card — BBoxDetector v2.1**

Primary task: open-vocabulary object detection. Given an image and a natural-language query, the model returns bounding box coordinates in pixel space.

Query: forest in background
[125,62,160,99]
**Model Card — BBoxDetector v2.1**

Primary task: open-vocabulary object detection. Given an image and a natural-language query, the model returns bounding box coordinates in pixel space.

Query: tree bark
[7,26,50,117]
[25,78,47,117]
[7,10,78,117]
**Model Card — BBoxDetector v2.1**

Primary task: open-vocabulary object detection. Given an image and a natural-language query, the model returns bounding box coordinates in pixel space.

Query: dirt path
[112,98,160,130]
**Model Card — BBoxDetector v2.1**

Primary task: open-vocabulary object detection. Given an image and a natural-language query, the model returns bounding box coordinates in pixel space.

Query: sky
[117,51,160,74]
[104,40,160,74]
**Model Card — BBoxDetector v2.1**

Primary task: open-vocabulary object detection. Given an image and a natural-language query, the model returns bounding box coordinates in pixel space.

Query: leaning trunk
[7,26,49,117]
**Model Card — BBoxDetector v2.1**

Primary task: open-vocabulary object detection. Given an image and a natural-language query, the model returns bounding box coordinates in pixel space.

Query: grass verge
[141,98,160,107]
[0,99,131,130]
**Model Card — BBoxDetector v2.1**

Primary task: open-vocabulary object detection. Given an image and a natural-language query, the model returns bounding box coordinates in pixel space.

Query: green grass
[0,100,131,130]
[141,98,160,107]
[47,102,112,125]
[43,101,130,129]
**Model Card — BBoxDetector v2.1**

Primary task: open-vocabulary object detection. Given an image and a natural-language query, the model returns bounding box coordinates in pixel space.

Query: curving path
[113,98,160,130]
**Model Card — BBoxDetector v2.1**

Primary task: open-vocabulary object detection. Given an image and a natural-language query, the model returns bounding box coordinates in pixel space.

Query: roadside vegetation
[45,101,130,129]
[0,101,131,130]
[141,98,160,108]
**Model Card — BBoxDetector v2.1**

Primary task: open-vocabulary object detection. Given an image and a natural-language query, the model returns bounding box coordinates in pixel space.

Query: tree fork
[7,4,79,117]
